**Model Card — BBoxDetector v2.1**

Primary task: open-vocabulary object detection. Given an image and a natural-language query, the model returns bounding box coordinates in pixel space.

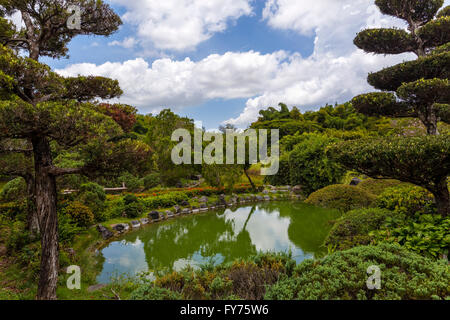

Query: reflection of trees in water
[123,207,259,271]
[119,203,340,271]
[287,202,341,255]
[254,202,341,256]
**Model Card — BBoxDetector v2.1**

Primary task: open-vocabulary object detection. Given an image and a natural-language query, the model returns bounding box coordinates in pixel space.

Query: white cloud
[56,50,289,113]
[58,0,450,127]
[109,37,138,49]
[110,0,253,51]
[225,0,418,126]
[57,48,410,126]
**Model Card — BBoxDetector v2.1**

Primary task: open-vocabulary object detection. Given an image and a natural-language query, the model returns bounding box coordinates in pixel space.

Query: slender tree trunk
[32,136,59,300]
[24,174,40,237]
[244,168,256,191]
[431,179,449,217]
[419,106,439,136]
[425,108,439,136]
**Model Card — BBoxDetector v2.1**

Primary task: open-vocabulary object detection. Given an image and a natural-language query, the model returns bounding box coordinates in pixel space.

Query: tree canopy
[333,0,450,215]
[0,0,122,59]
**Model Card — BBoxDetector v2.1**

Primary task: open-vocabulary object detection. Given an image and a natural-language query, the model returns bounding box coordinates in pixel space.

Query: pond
[96,202,341,283]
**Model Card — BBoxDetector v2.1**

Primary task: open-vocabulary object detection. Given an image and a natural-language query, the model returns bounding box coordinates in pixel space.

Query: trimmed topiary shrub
[265,243,450,300]
[119,172,142,192]
[124,202,144,218]
[123,193,139,206]
[305,184,376,212]
[65,201,95,228]
[143,173,161,190]
[377,185,436,216]
[0,177,27,202]
[357,178,405,196]
[324,208,401,251]
[121,194,144,218]
[77,182,106,221]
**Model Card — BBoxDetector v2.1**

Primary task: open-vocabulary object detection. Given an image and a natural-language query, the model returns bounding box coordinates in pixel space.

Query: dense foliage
[265,243,449,300]
[305,185,376,212]
[325,208,401,251]
[376,185,436,216]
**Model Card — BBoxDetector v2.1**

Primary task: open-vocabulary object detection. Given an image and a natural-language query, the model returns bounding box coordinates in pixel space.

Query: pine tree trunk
[431,179,449,217]
[32,136,59,300]
[24,174,40,237]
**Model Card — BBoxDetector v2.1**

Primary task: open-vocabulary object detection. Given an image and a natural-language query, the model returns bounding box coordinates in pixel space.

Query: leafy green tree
[332,0,449,216]
[330,135,449,215]
[146,109,197,186]
[288,133,345,195]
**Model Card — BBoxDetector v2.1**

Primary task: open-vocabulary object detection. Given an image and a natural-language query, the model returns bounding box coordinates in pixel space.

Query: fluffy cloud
[110,0,253,51]
[57,48,410,126]
[225,0,417,126]
[56,51,288,112]
[58,0,445,127]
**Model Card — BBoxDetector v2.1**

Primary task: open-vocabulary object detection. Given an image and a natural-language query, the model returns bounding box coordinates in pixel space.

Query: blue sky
[48,0,448,129]
[46,1,314,129]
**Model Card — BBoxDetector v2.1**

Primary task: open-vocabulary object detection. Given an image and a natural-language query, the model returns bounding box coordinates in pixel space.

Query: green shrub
[371,214,450,258]
[265,243,450,300]
[357,179,405,196]
[305,184,376,212]
[325,208,401,251]
[77,182,106,219]
[143,173,161,190]
[130,285,182,300]
[377,185,436,216]
[124,202,144,218]
[141,192,189,210]
[0,177,27,202]
[65,201,95,228]
[123,194,139,206]
[58,212,83,243]
[132,252,294,300]
[119,172,142,192]
[289,133,345,195]
[6,220,33,253]
[104,197,125,219]
[0,201,27,220]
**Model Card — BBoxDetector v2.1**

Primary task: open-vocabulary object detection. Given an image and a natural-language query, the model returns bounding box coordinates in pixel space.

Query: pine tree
[331,0,449,216]
[0,1,150,300]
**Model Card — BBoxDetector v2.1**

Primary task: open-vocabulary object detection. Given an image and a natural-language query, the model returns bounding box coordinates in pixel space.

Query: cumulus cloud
[225,0,417,126]
[110,0,253,51]
[56,50,289,113]
[108,37,138,49]
[58,0,448,127]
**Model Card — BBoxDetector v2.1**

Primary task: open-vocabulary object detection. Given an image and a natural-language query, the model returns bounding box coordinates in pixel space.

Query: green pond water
[96,202,341,283]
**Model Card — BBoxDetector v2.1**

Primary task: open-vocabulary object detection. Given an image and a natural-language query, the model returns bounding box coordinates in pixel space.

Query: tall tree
[0,0,122,235]
[0,44,150,299]
[331,0,449,216]
[353,0,449,134]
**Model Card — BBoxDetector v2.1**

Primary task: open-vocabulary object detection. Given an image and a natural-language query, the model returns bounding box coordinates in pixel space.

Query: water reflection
[97,202,340,283]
